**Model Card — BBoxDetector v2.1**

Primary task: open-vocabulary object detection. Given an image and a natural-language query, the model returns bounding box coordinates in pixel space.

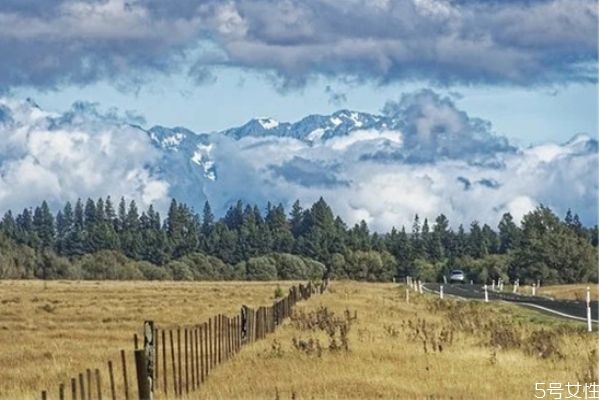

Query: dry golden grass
[536,284,599,301]
[1,280,596,400]
[196,281,596,400]
[0,280,294,400]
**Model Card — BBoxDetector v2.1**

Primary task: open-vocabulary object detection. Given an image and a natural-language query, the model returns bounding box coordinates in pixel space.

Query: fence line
[39,280,328,400]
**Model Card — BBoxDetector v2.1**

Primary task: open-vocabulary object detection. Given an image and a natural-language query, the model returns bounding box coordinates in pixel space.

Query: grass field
[1,280,597,399]
[0,280,293,400]
[536,284,599,301]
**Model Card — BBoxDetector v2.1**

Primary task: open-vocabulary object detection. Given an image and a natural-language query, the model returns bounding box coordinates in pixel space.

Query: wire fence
[39,281,328,400]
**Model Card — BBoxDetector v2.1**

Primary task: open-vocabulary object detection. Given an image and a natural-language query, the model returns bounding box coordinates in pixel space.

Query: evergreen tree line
[0,196,597,284]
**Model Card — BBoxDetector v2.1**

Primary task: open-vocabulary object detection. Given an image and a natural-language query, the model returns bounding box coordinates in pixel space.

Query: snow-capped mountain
[221,110,385,143]
[0,92,597,231]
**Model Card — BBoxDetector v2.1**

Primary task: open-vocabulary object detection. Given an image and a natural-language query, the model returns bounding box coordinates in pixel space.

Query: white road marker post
[492,280,495,291]
[440,285,444,300]
[587,286,592,332]
[418,280,423,294]
[532,283,536,296]
[406,286,409,304]
[484,284,489,302]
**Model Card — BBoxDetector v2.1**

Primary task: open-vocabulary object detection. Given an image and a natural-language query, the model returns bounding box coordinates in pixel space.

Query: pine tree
[201,201,214,237]
[266,203,294,253]
[498,212,520,253]
[411,214,424,259]
[289,200,305,238]
[32,201,55,248]
[117,197,127,233]
[1,210,17,239]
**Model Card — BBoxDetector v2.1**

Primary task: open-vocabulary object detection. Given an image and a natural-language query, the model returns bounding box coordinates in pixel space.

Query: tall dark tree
[32,201,55,248]
[289,200,305,238]
[201,201,214,237]
[498,212,520,253]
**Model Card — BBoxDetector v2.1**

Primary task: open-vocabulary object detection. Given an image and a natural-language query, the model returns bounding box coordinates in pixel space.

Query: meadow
[536,284,599,301]
[0,280,596,399]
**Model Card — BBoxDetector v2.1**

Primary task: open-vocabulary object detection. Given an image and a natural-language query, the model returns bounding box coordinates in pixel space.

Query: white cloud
[0,98,170,213]
[200,129,597,231]
[0,94,596,233]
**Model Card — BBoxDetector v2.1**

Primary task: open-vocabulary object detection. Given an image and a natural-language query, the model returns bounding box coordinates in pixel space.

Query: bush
[136,261,172,280]
[167,261,194,281]
[413,258,438,282]
[271,253,308,280]
[246,256,278,280]
[303,258,326,280]
[80,250,143,280]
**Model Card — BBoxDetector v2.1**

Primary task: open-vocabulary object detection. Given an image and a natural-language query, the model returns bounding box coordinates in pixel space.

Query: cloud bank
[0,90,597,232]
[0,98,170,212]
[0,0,596,89]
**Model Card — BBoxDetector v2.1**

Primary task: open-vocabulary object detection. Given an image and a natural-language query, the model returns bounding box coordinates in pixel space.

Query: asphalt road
[422,283,598,323]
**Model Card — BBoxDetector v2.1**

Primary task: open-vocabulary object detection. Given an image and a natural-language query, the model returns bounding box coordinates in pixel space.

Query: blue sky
[12,71,598,146]
[1,0,597,145]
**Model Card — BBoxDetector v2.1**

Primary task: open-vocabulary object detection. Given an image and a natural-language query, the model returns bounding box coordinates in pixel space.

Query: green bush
[246,256,278,281]
[167,261,194,281]
[80,250,143,280]
[271,253,308,279]
[136,261,172,280]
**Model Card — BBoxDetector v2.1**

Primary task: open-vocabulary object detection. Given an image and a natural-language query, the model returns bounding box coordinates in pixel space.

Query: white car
[449,269,465,283]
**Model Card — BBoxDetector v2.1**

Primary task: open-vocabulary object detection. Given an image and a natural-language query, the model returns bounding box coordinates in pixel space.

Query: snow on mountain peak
[191,143,216,181]
[330,116,343,126]
[258,117,279,129]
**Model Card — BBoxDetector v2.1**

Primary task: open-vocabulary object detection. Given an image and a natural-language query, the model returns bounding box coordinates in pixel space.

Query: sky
[0,0,598,228]
[12,74,598,146]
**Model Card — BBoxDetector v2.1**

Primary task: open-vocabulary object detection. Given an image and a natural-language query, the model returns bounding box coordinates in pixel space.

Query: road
[422,283,599,323]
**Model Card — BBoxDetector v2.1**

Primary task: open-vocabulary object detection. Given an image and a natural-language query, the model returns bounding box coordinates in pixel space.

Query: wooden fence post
[199,325,205,383]
[71,377,77,400]
[218,315,222,365]
[154,328,159,391]
[143,321,155,397]
[169,330,177,397]
[192,327,197,389]
[134,349,151,400]
[120,350,130,400]
[161,330,167,396]
[86,368,92,400]
[108,361,116,400]
[79,373,85,400]
[177,328,182,396]
[184,328,189,395]
[95,369,103,400]
[59,383,65,400]
[237,315,241,351]
[203,322,209,378]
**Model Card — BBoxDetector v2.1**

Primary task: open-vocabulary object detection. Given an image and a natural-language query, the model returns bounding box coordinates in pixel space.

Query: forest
[0,196,597,284]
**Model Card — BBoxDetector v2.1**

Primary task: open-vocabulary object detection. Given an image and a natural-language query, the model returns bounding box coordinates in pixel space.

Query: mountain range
[0,91,597,231]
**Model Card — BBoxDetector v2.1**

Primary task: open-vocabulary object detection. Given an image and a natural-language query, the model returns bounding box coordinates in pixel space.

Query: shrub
[167,261,194,281]
[79,250,143,280]
[246,256,278,281]
[136,261,172,280]
[302,258,326,280]
[271,253,308,280]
